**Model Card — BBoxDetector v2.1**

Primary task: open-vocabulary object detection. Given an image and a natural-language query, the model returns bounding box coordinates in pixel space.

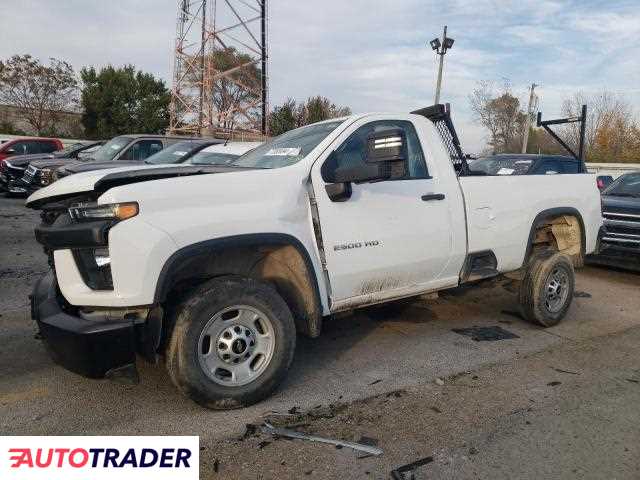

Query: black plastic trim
[35,219,112,249]
[523,207,586,267]
[154,233,323,312]
[460,250,499,283]
[31,272,136,378]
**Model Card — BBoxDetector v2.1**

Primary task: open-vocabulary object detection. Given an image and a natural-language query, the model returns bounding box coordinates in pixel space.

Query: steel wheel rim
[197,305,275,387]
[544,267,570,313]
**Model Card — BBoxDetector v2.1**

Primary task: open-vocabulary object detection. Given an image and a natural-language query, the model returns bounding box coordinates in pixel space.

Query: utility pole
[430,26,454,104]
[521,83,538,153]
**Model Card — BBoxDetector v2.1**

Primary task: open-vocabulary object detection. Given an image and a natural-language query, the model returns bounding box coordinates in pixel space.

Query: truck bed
[459,173,602,273]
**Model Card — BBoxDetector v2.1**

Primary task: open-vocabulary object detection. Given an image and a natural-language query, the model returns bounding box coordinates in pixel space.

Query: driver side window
[322,120,429,181]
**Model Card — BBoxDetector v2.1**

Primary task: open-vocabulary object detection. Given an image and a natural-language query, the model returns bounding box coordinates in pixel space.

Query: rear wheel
[519,251,574,327]
[166,276,296,409]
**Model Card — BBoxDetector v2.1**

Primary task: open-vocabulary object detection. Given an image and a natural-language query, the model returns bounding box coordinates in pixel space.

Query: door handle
[421,193,445,201]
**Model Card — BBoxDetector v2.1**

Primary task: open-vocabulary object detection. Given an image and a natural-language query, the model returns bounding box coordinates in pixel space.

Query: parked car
[1,141,104,194]
[18,137,221,195]
[26,105,601,408]
[0,137,63,162]
[589,171,640,270]
[182,142,262,165]
[53,135,217,180]
[469,154,586,175]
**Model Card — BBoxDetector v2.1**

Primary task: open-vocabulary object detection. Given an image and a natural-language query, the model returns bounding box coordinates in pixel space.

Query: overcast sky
[2,0,639,152]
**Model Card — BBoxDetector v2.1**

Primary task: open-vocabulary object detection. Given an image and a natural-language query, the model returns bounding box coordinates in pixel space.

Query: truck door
[310,117,464,310]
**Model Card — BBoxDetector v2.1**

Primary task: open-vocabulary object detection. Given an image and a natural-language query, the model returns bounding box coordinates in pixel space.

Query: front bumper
[31,272,136,378]
[15,177,41,194]
[587,226,640,271]
[1,172,29,194]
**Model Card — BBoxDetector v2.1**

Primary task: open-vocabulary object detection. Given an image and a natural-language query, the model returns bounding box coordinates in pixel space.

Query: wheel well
[156,236,322,339]
[526,210,585,267]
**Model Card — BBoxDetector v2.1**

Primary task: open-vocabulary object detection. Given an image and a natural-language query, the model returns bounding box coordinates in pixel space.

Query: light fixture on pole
[430,25,454,104]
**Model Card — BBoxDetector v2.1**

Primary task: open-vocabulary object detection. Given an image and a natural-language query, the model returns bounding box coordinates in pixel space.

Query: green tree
[80,65,170,139]
[268,96,351,136]
[268,98,297,136]
[0,54,78,135]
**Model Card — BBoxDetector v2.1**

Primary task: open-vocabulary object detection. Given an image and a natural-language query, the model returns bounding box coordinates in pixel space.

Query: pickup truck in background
[26,104,602,409]
[2,141,105,195]
[589,171,640,270]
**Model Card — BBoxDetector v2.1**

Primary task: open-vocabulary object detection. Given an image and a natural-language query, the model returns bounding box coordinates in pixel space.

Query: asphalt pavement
[1,195,639,479]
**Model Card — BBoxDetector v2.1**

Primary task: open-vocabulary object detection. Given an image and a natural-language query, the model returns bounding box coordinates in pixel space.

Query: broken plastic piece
[261,422,383,456]
[390,456,434,479]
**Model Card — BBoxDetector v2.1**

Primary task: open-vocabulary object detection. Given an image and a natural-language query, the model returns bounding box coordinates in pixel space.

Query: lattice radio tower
[169,0,268,138]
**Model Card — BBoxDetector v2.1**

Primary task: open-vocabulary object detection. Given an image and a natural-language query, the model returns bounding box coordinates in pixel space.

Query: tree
[562,91,639,162]
[267,98,297,136]
[469,81,527,154]
[208,47,261,130]
[0,54,78,135]
[268,96,351,136]
[80,65,170,139]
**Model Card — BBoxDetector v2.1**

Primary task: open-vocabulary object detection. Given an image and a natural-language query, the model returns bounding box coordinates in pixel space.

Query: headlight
[68,202,139,222]
[40,168,53,185]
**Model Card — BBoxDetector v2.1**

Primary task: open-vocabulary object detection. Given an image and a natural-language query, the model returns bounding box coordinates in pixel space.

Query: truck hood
[28,158,74,169]
[602,194,640,212]
[64,160,145,174]
[26,164,252,207]
[4,153,55,168]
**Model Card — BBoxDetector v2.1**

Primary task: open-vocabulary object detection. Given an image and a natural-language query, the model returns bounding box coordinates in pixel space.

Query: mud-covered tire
[519,251,575,327]
[166,276,296,409]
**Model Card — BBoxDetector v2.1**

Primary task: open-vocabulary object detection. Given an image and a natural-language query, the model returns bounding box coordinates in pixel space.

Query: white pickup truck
[27,105,602,409]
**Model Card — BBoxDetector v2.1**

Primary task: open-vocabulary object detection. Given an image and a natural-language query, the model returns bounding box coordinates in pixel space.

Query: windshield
[228,121,344,169]
[185,152,239,165]
[469,157,534,175]
[145,141,201,164]
[603,172,640,197]
[53,143,88,158]
[89,136,132,162]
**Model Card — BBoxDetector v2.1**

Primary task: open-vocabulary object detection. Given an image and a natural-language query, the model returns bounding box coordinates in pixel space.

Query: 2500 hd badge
[333,240,381,251]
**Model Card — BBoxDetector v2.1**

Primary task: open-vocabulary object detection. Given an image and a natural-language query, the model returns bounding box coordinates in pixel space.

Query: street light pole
[430,26,454,105]
[521,83,538,154]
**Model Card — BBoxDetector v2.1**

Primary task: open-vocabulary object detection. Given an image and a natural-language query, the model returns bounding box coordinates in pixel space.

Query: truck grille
[23,165,39,183]
[602,209,640,246]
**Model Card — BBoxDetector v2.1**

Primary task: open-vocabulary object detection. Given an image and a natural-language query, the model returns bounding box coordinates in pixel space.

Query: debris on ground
[469,446,479,455]
[434,377,445,386]
[240,423,259,440]
[452,325,520,342]
[261,422,383,456]
[553,367,580,375]
[355,436,380,459]
[573,291,592,298]
[390,456,434,479]
[386,390,404,398]
[547,381,562,386]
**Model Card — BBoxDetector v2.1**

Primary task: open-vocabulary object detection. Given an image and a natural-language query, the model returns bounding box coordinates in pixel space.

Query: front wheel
[166,276,296,409]
[519,251,575,327]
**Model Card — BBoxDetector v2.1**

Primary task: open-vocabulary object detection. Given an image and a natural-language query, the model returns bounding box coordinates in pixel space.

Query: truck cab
[27,105,602,409]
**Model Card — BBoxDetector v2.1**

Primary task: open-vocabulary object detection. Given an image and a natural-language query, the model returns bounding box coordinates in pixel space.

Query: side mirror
[323,128,407,202]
